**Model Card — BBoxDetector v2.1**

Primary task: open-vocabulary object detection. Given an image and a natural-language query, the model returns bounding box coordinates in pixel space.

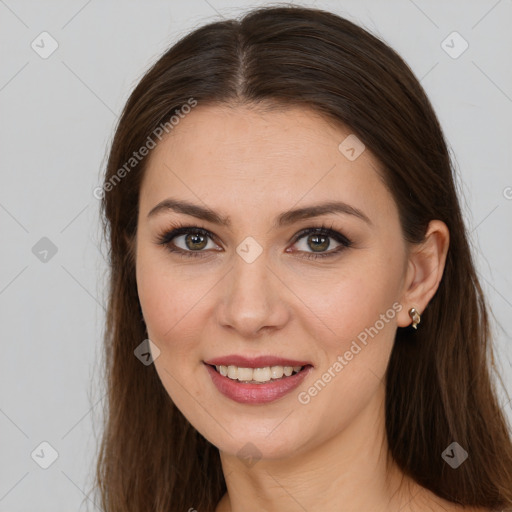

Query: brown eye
[306,233,330,252]
[156,226,220,258]
[290,226,352,260]
[184,231,209,251]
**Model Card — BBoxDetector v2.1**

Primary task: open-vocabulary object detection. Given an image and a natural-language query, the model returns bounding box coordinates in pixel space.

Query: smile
[213,364,304,383]
[204,362,313,404]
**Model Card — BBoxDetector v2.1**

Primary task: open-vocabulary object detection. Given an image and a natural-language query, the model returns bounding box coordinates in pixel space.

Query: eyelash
[154,221,353,260]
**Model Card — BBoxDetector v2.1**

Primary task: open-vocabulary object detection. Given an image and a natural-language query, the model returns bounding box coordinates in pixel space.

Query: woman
[95,5,512,511]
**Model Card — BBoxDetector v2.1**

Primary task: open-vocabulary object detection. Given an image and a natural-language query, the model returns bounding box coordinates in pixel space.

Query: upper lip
[204,355,312,368]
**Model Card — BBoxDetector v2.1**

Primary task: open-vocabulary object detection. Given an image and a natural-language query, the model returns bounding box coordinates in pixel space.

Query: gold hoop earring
[409,308,421,329]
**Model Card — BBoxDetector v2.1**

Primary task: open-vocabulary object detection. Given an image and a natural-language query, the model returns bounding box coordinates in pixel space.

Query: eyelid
[154,225,221,251]
[290,225,351,247]
[154,221,352,259]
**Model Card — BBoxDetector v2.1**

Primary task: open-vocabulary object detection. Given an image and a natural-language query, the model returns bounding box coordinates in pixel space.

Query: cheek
[137,270,206,352]
[291,251,403,410]
[135,245,225,371]
[136,246,200,351]
[135,254,210,412]
[294,251,403,352]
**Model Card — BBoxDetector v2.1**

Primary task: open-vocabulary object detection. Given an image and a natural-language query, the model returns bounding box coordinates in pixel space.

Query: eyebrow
[147,198,372,227]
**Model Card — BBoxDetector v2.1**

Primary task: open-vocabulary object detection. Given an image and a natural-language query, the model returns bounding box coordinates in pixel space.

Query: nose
[215,251,291,338]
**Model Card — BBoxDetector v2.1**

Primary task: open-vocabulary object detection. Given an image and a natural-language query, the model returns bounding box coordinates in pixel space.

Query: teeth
[214,364,304,383]
[237,367,253,381]
[270,366,284,379]
[227,365,238,379]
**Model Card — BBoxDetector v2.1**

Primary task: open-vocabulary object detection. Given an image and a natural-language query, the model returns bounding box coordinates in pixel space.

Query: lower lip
[204,363,313,404]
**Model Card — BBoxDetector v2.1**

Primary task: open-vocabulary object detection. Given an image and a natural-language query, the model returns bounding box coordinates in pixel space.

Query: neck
[216,385,415,512]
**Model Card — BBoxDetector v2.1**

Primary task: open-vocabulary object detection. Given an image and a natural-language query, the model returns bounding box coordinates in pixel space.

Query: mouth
[203,359,313,404]
[206,363,310,384]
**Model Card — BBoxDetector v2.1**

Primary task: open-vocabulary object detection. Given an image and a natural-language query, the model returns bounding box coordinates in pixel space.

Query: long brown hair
[95,5,512,510]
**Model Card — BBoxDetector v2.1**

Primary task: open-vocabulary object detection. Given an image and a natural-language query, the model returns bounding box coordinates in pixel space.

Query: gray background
[1,0,511,510]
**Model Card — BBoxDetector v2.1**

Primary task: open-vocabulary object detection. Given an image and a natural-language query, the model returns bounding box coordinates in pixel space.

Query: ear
[396,220,450,328]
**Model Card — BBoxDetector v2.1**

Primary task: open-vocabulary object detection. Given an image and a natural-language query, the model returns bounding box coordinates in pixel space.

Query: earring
[408,308,421,329]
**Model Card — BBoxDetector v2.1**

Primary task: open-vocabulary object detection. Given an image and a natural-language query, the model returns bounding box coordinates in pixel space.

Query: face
[134,104,410,460]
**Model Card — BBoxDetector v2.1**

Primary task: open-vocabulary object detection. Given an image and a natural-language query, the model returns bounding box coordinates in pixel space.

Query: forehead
[139,104,396,225]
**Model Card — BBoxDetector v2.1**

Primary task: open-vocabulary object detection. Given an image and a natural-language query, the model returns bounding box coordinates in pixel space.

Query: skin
[134,104,484,511]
